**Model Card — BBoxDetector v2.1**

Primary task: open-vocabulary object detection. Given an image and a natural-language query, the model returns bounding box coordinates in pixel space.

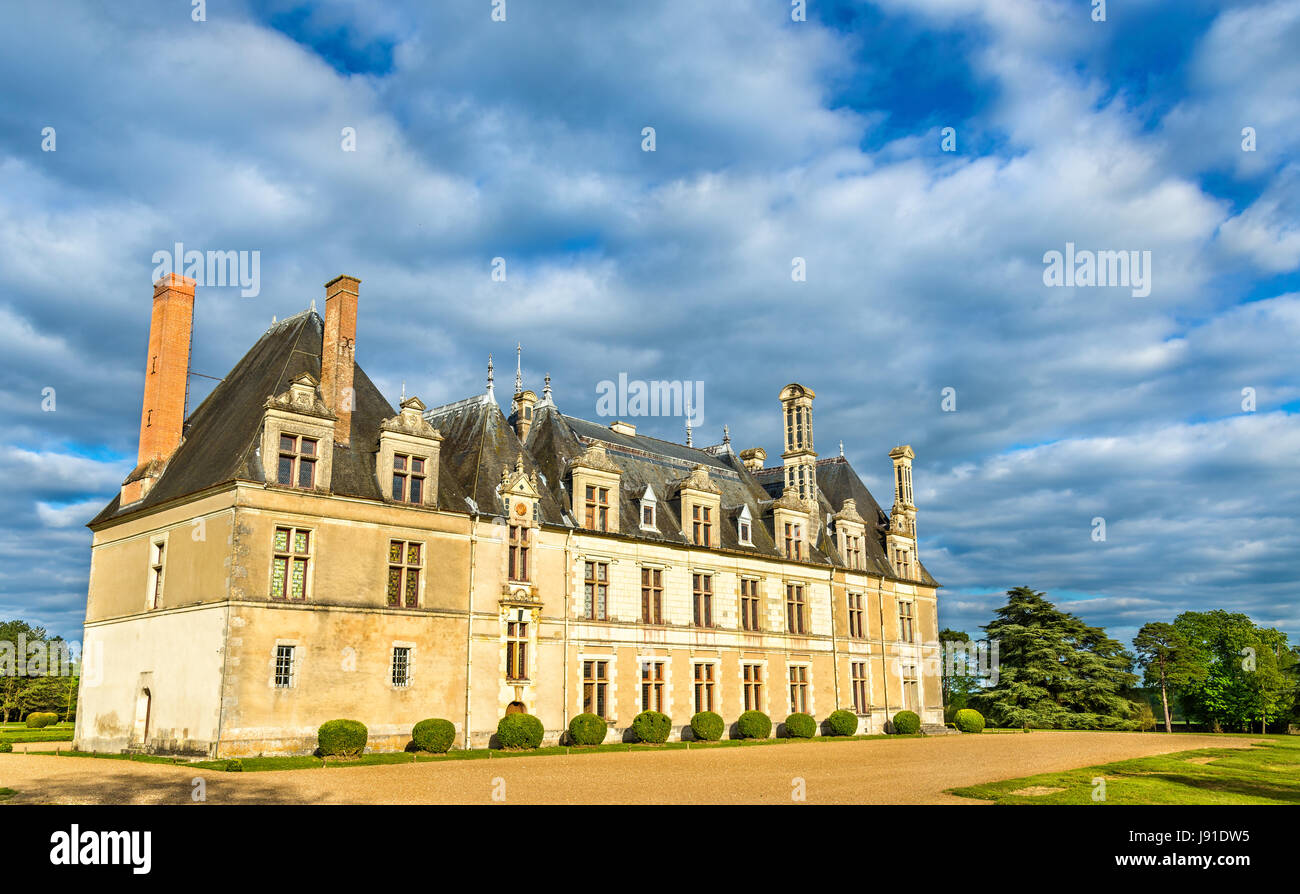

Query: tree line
[0,619,79,723]
[941,587,1297,733]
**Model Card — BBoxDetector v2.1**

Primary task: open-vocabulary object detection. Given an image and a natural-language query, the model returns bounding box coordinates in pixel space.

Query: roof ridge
[562,413,729,462]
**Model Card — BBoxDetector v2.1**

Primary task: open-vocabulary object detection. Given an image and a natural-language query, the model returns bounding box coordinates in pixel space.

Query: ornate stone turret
[886,444,918,579]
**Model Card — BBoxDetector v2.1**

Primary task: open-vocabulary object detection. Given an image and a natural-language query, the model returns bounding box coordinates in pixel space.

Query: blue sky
[1,0,1296,649]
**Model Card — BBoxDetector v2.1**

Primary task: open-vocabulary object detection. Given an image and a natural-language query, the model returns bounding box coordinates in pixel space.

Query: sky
[0,0,1296,650]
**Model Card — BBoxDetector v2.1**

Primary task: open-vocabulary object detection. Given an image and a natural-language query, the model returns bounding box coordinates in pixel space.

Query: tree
[0,620,75,723]
[939,628,988,719]
[1172,611,1297,733]
[972,587,1138,729]
[1134,622,1201,733]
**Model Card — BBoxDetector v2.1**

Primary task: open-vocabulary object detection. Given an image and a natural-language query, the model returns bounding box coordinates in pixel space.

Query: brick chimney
[320,275,359,446]
[121,273,195,505]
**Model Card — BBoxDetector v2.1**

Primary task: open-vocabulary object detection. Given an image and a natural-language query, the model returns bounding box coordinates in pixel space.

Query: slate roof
[93,307,937,585]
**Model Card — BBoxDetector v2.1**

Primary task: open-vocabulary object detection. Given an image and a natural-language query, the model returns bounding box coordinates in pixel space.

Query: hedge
[631,710,671,744]
[736,710,772,740]
[0,742,12,753]
[225,759,243,772]
[497,712,545,749]
[826,710,859,737]
[25,712,57,729]
[690,711,724,742]
[317,719,368,757]
[891,710,921,735]
[568,713,608,746]
[784,712,816,738]
[412,718,457,753]
[953,708,985,734]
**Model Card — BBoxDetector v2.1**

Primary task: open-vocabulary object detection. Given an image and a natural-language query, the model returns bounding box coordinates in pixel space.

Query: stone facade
[75,275,943,757]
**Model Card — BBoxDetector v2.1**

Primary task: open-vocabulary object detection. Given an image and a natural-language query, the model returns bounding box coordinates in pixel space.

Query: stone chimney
[121,273,196,505]
[320,275,359,446]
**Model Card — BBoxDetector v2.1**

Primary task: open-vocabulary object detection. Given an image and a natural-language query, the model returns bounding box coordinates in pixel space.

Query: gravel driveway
[0,731,1258,805]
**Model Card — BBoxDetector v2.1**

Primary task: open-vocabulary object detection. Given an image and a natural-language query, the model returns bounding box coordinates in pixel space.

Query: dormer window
[692,504,713,546]
[737,505,753,546]
[784,522,802,560]
[845,533,862,569]
[639,486,658,532]
[585,485,611,531]
[392,453,426,503]
[277,435,317,488]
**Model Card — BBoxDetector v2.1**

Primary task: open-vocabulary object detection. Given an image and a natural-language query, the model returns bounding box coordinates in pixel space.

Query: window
[692,573,713,627]
[738,519,751,545]
[583,660,609,718]
[148,540,165,609]
[785,583,806,634]
[844,533,862,569]
[584,561,609,620]
[641,567,663,624]
[271,527,311,600]
[784,522,802,560]
[641,660,665,712]
[898,601,915,643]
[902,663,919,712]
[274,645,295,689]
[693,663,715,713]
[743,663,764,712]
[276,434,317,488]
[392,453,426,503]
[506,620,528,681]
[788,665,809,714]
[585,485,610,531]
[391,646,412,688]
[851,662,868,714]
[740,578,760,631]
[691,504,713,546]
[508,523,531,582]
[894,547,913,579]
[642,502,655,529]
[847,592,865,639]
[387,540,422,608]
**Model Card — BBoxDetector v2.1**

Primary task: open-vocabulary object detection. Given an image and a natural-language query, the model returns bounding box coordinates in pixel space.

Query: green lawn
[0,722,74,744]
[949,735,1300,804]
[0,788,14,803]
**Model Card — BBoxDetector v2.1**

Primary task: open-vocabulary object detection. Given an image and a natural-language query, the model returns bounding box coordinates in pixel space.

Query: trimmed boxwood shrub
[317,719,368,757]
[826,709,859,737]
[0,742,13,753]
[25,712,56,729]
[891,710,921,735]
[496,712,544,749]
[784,712,817,738]
[736,710,772,740]
[631,710,671,744]
[690,711,724,742]
[568,713,608,746]
[412,718,457,753]
[225,759,243,772]
[953,708,985,734]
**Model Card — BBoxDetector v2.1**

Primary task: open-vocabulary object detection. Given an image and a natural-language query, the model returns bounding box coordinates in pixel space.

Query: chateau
[75,273,942,756]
